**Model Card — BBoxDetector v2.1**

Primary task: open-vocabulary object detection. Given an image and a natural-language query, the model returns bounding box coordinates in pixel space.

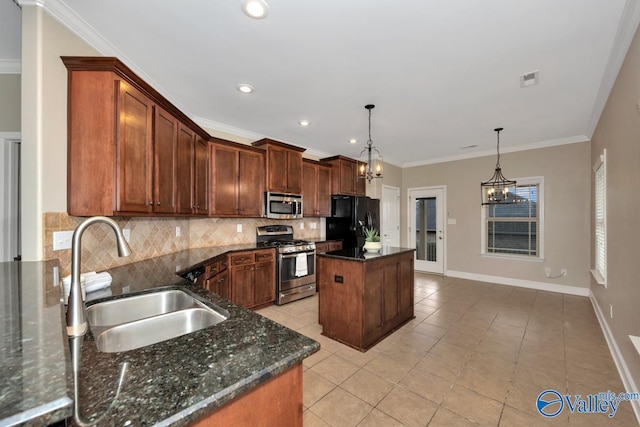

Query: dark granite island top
[0,246,319,427]
[318,246,416,262]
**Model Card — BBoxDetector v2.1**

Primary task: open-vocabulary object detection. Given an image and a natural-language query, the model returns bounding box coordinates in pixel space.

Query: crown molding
[402,134,590,168]
[586,0,640,137]
[0,60,21,74]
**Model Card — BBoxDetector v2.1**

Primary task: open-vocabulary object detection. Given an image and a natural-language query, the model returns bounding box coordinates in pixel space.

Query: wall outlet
[176,226,181,237]
[544,267,551,277]
[300,223,305,230]
[610,304,613,319]
[310,222,317,230]
[122,228,131,243]
[175,265,182,272]
[561,268,567,276]
[53,231,74,251]
[236,224,243,233]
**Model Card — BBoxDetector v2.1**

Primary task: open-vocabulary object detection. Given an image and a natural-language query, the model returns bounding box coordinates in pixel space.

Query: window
[592,150,607,285]
[482,177,542,258]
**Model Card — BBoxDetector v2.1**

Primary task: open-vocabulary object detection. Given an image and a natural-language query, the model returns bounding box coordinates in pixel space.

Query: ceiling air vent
[520,70,539,88]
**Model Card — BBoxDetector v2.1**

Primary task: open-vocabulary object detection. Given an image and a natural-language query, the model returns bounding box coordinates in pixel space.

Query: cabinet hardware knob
[149,202,154,205]
[156,202,161,206]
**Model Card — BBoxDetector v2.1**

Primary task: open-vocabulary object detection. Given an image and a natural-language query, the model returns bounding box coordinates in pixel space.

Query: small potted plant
[363,227,382,252]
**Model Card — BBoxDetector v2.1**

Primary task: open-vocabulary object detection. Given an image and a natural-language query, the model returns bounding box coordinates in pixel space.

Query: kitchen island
[317,247,415,351]
[0,247,319,427]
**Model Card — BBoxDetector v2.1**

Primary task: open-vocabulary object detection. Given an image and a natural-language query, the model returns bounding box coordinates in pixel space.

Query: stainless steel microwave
[265,192,303,219]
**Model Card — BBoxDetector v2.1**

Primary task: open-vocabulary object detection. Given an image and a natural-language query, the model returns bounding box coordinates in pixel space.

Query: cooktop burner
[256,225,315,253]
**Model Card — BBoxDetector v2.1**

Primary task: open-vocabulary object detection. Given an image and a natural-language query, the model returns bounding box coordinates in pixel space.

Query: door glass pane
[415,197,437,262]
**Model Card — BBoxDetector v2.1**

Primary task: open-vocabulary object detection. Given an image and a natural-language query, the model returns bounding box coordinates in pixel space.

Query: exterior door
[408,187,445,274]
[382,185,400,247]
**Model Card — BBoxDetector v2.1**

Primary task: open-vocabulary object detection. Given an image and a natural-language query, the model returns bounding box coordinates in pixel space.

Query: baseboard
[589,291,640,424]
[445,270,590,297]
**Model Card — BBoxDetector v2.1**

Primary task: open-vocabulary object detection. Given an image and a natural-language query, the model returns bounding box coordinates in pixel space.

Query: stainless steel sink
[94,307,226,353]
[86,289,228,353]
[86,289,203,327]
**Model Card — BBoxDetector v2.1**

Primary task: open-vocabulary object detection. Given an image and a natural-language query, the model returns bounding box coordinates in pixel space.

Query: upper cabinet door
[266,145,288,193]
[211,143,240,216]
[285,150,303,194]
[317,165,332,216]
[238,149,265,216]
[153,106,178,213]
[176,124,195,214]
[193,137,209,215]
[116,80,154,213]
[302,161,318,216]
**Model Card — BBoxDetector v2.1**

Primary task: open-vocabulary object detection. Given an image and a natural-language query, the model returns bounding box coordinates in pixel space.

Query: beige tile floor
[257,273,639,426]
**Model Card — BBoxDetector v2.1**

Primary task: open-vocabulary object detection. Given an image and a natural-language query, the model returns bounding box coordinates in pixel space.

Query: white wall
[20,5,98,260]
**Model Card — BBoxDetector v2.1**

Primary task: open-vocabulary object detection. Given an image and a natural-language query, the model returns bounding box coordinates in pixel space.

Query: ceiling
[6,0,640,166]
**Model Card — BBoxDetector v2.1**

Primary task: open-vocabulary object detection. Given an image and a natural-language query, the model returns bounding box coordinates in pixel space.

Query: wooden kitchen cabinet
[320,155,366,196]
[229,249,276,310]
[200,255,230,299]
[190,364,303,427]
[63,56,211,217]
[193,137,209,215]
[302,159,332,217]
[315,240,342,254]
[115,80,155,213]
[252,139,305,194]
[153,106,178,213]
[210,139,265,217]
[177,124,195,214]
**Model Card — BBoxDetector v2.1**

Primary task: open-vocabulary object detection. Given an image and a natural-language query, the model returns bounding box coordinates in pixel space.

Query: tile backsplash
[44,212,323,276]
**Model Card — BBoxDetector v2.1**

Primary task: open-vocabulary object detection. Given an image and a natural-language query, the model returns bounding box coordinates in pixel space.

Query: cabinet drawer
[254,249,275,263]
[204,256,228,277]
[230,252,254,266]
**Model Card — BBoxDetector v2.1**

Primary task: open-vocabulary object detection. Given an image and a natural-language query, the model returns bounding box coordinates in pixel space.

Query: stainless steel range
[256,225,316,305]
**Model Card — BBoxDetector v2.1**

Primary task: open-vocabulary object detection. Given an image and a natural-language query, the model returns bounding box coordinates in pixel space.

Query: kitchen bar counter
[0,247,319,426]
[317,247,415,351]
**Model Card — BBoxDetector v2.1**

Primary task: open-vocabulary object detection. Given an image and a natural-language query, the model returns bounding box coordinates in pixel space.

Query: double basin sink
[86,289,228,353]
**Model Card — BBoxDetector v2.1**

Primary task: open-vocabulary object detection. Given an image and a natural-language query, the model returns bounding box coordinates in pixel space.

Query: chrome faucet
[67,216,131,337]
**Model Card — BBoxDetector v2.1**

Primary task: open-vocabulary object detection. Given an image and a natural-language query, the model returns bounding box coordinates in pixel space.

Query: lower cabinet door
[253,261,276,306]
[232,265,254,308]
[206,270,230,300]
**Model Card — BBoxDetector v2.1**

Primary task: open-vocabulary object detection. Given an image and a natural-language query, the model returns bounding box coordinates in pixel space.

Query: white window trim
[591,149,607,287]
[480,176,545,261]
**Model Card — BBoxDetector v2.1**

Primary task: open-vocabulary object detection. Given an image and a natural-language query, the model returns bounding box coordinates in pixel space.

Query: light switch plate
[299,223,304,230]
[53,231,73,251]
[236,224,243,233]
[123,228,131,243]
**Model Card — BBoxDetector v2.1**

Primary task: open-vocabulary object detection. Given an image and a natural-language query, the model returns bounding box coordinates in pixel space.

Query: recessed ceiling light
[237,84,254,94]
[349,139,358,144]
[241,0,270,19]
[299,120,310,127]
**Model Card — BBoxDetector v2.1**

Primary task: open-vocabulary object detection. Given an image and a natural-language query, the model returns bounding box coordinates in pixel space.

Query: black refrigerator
[326,195,380,250]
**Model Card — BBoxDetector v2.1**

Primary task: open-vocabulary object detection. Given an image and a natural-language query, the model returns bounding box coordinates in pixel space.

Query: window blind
[594,154,606,282]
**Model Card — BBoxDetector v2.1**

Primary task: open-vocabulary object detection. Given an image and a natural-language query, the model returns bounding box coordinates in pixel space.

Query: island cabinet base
[190,364,303,427]
[318,251,414,352]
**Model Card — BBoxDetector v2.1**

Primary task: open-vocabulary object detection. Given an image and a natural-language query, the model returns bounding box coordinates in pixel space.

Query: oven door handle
[280,251,315,259]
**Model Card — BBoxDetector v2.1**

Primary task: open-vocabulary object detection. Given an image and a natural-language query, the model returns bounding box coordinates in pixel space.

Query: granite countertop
[318,246,416,261]
[0,246,320,427]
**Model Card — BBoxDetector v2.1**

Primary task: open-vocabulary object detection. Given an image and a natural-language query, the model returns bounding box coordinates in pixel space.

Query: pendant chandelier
[481,127,516,205]
[358,104,383,183]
